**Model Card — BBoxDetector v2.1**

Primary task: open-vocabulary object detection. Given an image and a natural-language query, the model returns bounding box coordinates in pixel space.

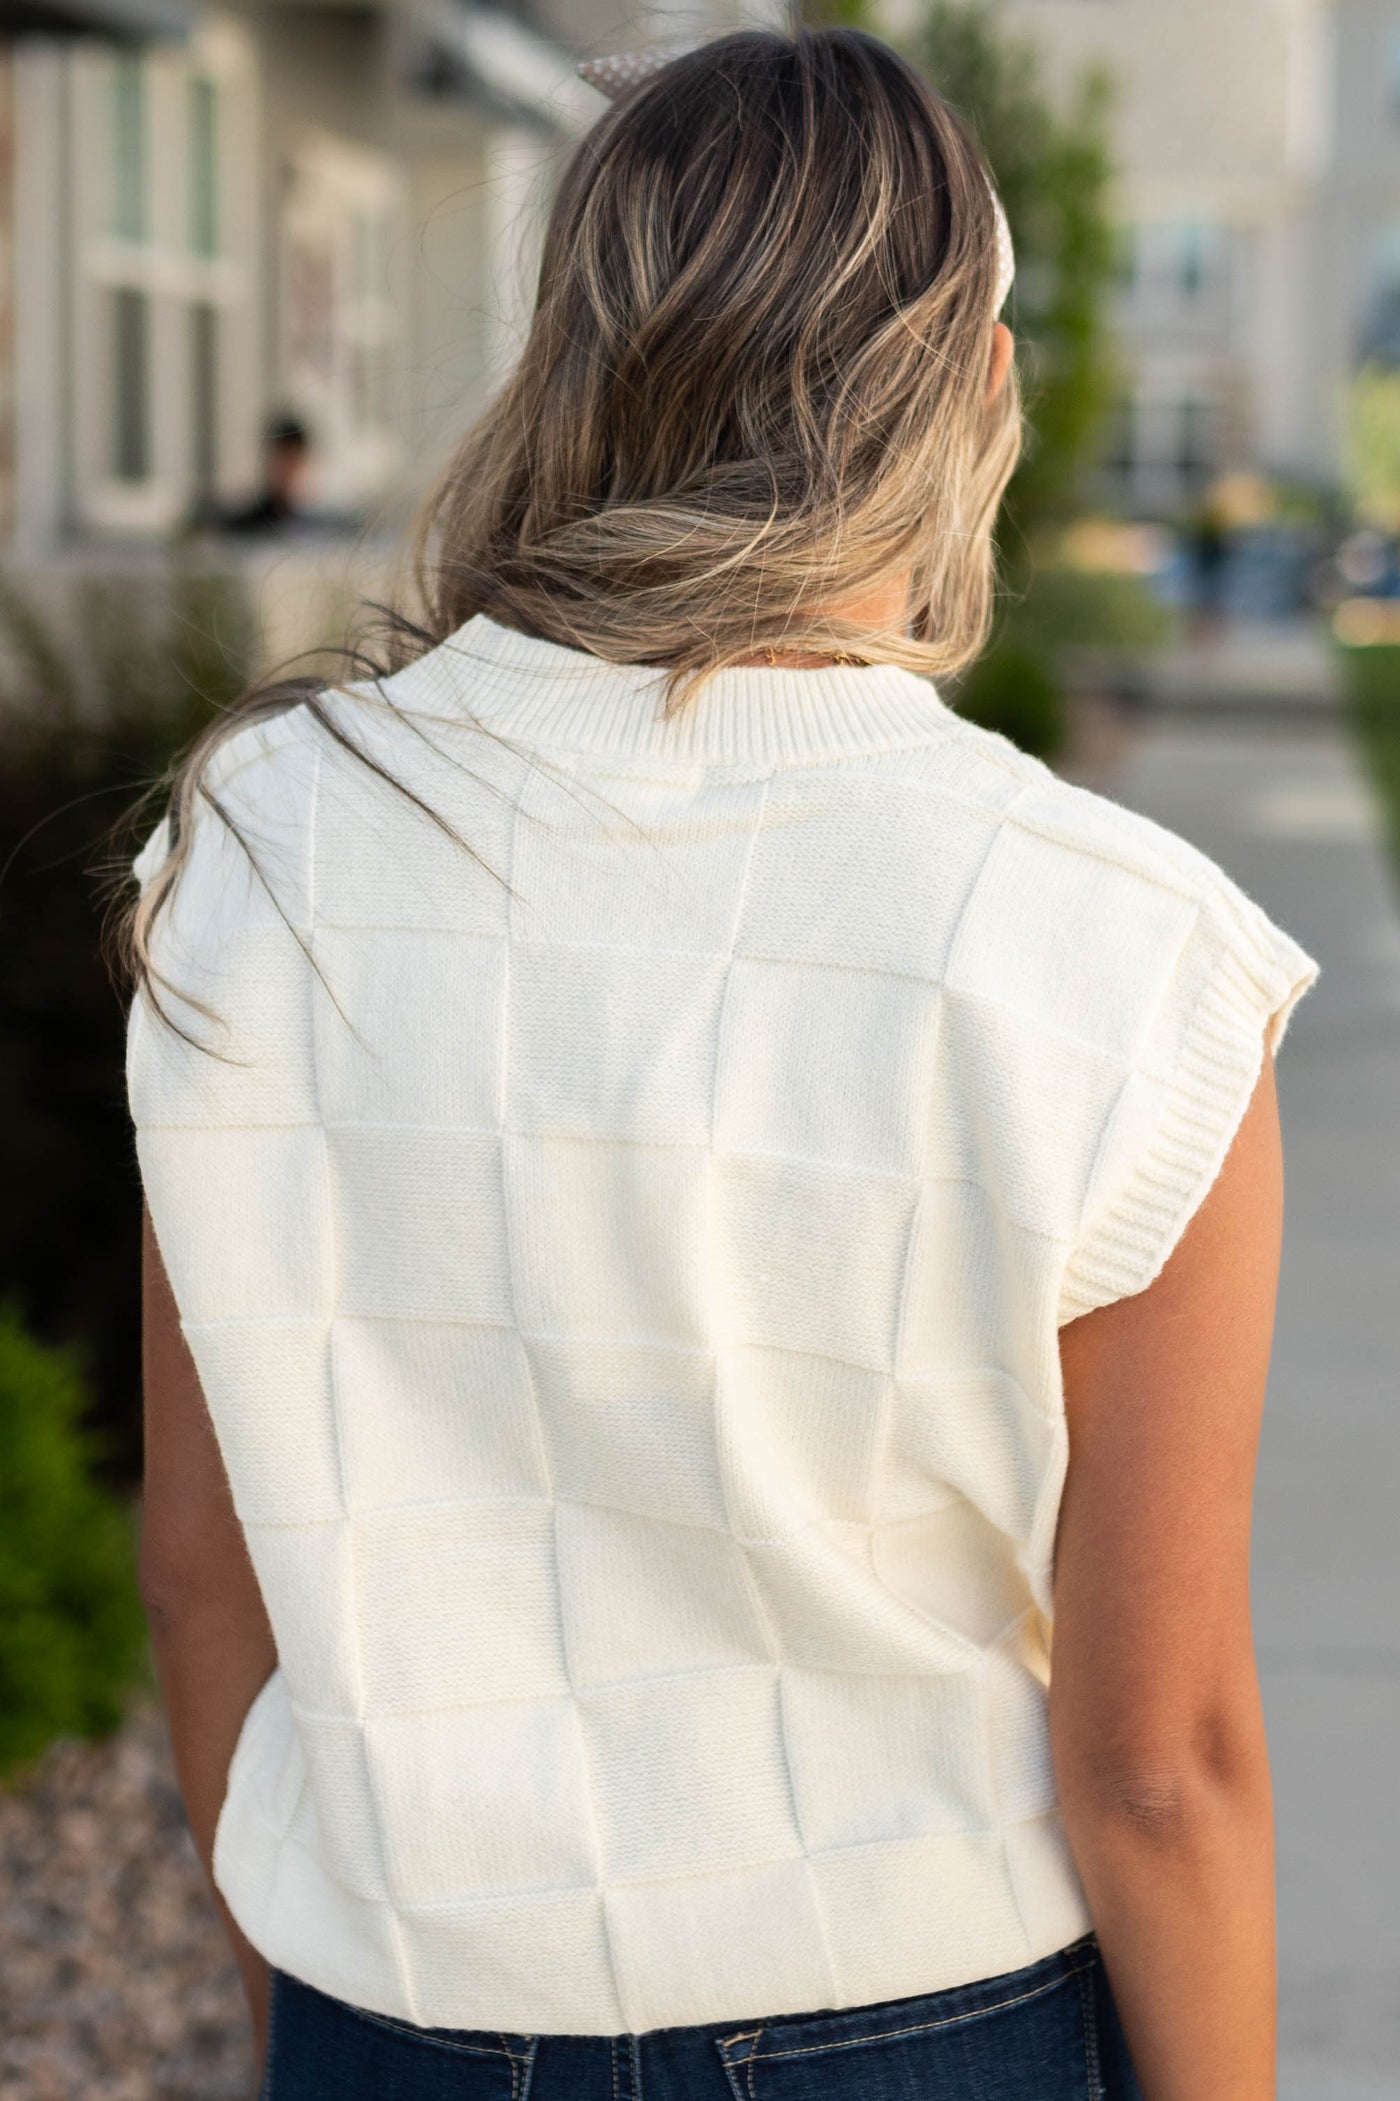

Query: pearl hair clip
[577,44,1016,315]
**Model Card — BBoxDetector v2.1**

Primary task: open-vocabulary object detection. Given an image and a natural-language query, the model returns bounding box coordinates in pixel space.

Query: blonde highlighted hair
[122,23,1021,1020]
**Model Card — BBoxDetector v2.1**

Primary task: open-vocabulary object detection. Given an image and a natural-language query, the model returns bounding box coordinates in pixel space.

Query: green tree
[907,2,1125,751]
[803,0,1119,544]
[802,1,1132,754]
[906,0,1118,553]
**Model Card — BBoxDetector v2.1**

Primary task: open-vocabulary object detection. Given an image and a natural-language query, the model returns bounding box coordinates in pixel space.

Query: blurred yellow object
[1057,517,1171,576]
[1206,471,1277,529]
[1333,597,1400,647]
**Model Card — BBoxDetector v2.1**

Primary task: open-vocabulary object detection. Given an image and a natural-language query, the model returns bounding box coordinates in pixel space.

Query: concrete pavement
[1133,618,1343,720]
[1091,710,1400,2099]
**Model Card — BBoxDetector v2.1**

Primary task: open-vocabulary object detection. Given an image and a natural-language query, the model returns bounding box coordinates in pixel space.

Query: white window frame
[1108,377,1226,512]
[68,16,259,535]
[1117,218,1233,332]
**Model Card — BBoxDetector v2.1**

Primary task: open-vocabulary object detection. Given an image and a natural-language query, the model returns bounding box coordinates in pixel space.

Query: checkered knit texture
[127,614,1318,2036]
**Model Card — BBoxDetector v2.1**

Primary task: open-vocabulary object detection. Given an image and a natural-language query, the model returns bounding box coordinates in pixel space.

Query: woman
[126,27,1318,2101]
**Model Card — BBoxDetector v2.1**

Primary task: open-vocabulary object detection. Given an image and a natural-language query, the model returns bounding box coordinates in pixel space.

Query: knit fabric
[128,613,1319,2036]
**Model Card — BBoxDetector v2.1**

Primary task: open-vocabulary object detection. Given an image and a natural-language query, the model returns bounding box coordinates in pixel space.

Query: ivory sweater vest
[128,613,1318,2035]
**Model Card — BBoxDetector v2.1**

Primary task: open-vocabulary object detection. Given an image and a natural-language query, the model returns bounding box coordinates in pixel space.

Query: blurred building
[18,0,1398,552]
[913,0,1400,518]
[0,1,769,554]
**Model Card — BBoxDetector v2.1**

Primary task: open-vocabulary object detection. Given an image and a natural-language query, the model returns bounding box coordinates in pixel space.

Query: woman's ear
[988,321,1014,403]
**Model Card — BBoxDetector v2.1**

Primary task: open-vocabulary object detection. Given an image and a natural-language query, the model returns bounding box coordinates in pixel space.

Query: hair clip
[576,46,695,98]
[576,45,1015,314]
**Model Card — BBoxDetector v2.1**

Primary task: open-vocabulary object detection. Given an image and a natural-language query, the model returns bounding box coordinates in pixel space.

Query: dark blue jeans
[260,1933,1144,2098]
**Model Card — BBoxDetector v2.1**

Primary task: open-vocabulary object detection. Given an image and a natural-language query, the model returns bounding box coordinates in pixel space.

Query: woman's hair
[119,23,1022,1022]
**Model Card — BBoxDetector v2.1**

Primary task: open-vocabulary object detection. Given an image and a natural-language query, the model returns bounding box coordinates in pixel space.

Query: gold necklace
[762,645,869,667]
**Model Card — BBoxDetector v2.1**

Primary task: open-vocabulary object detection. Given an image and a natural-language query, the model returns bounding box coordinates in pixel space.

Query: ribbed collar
[388,612,958,767]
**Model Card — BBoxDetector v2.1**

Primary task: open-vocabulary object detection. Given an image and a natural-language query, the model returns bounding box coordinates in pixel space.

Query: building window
[1361,222,1400,361]
[1176,225,1209,301]
[189,77,220,258]
[72,30,255,531]
[1176,397,1214,485]
[1127,222,1228,316]
[110,52,145,241]
[111,286,151,481]
[1159,222,1225,305]
[1097,388,1221,510]
[190,301,220,496]
[1101,395,1136,484]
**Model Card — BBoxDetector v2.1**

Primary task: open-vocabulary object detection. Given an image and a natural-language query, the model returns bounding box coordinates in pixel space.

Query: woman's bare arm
[138,1201,278,2071]
[1054,1038,1283,2099]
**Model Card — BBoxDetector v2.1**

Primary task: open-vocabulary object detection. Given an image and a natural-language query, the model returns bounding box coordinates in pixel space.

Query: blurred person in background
[123,26,1316,2101]
[1186,481,1233,643]
[215,412,314,536]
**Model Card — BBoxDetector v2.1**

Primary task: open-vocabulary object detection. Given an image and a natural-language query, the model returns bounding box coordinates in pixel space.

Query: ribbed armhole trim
[1059,905,1319,1324]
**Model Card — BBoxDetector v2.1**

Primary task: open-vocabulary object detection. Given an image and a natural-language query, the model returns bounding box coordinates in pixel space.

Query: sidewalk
[1134,618,1343,720]
[1088,706,1400,2100]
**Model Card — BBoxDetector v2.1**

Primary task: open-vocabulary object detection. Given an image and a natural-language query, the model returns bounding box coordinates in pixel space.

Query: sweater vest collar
[383,613,959,768]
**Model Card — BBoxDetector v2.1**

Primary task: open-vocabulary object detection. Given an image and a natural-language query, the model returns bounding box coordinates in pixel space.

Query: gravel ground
[0,1700,254,2101]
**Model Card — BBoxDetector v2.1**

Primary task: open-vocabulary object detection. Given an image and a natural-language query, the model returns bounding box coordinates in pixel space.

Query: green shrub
[0,564,249,1483]
[952,638,1068,760]
[1014,565,1175,661]
[0,1302,147,1780]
